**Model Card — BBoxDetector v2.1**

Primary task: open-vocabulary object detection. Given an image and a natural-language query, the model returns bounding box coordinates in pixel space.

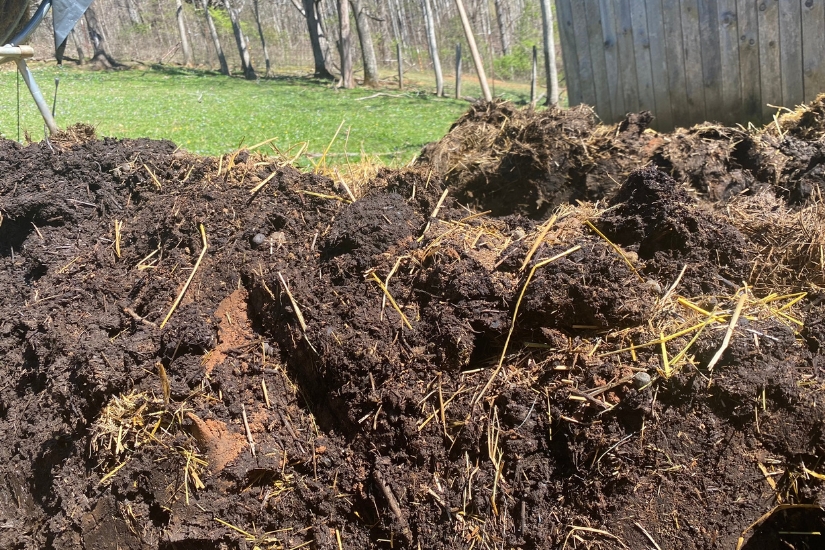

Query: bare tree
[539,0,558,105]
[493,0,509,56]
[422,0,443,96]
[337,0,353,88]
[351,0,378,87]
[175,0,195,67]
[227,0,256,79]
[302,0,334,78]
[200,0,230,75]
[253,0,272,76]
[84,6,119,68]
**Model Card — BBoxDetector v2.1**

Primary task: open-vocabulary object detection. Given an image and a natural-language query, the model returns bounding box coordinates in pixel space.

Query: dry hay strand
[421,100,601,185]
[90,390,170,463]
[724,191,825,288]
[49,123,98,149]
[763,93,825,140]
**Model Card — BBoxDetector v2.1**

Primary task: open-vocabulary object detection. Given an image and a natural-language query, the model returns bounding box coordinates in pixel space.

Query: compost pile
[1,106,824,550]
[420,96,825,218]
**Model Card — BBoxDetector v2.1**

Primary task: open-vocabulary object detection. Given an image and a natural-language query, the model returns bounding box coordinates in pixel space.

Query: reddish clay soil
[1,110,824,550]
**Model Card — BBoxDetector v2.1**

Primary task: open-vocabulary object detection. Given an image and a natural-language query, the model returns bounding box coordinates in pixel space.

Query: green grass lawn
[0,64,534,163]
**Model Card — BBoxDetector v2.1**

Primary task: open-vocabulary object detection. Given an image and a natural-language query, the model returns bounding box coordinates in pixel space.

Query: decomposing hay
[725,191,825,289]
[420,94,825,216]
[418,100,656,219]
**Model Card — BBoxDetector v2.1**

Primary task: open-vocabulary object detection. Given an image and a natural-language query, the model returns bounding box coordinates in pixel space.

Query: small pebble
[645,278,662,294]
[251,233,266,246]
[512,227,526,240]
[632,372,651,389]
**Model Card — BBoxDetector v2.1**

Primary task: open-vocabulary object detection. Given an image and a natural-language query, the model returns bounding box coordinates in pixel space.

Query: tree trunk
[200,0,230,75]
[453,0,491,101]
[84,7,119,68]
[302,0,334,78]
[539,0,559,106]
[253,0,271,76]
[337,0,353,88]
[493,0,509,56]
[228,0,256,79]
[175,0,195,67]
[124,0,142,25]
[422,0,443,96]
[71,29,85,65]
[350,0,378,87]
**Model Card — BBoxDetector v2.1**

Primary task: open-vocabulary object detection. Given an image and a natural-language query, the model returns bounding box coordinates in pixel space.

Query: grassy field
[0,64,534,163]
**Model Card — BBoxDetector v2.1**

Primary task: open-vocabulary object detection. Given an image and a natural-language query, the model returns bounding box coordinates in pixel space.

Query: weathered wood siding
[555,0,825,130]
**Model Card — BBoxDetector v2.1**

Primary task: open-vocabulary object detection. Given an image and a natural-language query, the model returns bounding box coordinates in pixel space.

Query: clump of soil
[1,120,824,550]
[421,95,825,216]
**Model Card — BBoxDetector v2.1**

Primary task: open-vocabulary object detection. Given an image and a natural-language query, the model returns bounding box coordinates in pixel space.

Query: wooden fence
[555,0,825,130]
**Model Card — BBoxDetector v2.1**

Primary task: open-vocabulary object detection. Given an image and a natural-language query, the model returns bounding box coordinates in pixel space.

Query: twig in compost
[159,224,208,329]
[241,403,256,456]
[372,470,412,541]
[277,272,308,332]
[706,290,748,386]
[123,307,157,328]
[369,271,412,329]
[472,245,581,407]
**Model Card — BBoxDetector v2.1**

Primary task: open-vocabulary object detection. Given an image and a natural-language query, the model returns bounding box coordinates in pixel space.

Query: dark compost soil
[1,114,824,550]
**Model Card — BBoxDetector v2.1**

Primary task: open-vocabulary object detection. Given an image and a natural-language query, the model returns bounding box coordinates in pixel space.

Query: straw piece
[706,291,748,385]
[473,245,581,406]
[159,224,208,329]
[520,214,557,271]
[370,272,412,329]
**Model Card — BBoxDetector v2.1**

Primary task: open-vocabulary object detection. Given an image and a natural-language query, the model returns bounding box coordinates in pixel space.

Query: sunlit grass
[0,63,533,162]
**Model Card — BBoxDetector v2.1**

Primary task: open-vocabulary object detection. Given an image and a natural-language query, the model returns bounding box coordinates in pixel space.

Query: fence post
[455,42,462,99]
[397,42,403,90]
[530,45,538,107]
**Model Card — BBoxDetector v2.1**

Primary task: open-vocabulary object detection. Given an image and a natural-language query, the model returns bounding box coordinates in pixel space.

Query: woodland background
[25,0,555,90]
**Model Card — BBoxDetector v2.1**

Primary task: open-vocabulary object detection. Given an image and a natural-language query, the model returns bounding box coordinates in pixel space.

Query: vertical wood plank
[645,0,674,130]
[554,0,582,106]
[801,0,825,102]
[585,0,613,121]
[698,0,724,122]
[629,0,656,113]
[570,0,598,107]
[736,0,761,122]
[681,0,707,120]
[758,0,782,119]
[600,0,625,118]
[716,0,741,124]
[617,0,640,113]
[778,0,804,108]
[662,0,691,128]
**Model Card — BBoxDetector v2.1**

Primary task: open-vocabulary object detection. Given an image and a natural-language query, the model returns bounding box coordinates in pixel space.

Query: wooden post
[530,45,537,107]
[455,43,462,99]
[397,42,403,90]
[453,0,492,101]
[539,0,559,105]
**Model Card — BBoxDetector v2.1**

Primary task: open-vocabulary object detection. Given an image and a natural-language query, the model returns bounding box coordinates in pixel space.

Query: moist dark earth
[1,106,824,550]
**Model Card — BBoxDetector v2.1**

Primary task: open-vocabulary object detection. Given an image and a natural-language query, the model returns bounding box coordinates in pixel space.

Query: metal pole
[15,59,59,134]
